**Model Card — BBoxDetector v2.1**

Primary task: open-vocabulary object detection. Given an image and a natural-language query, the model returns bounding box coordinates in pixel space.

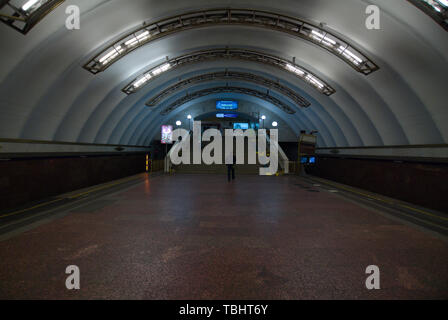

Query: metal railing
[266,133,290,174]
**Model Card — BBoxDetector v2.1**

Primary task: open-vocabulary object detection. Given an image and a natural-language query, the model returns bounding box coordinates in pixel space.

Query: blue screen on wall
[233,123,249,130]
[301,156,316,164]
[217,100,238,110]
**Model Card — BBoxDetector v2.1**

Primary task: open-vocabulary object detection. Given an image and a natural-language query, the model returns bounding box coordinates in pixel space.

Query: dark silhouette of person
[227,155,236,182]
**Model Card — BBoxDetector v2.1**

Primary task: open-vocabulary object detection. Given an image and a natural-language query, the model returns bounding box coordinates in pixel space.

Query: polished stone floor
[0,174,447,299]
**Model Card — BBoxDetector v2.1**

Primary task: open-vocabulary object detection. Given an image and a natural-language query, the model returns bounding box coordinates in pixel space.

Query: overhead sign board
[216,113,238,118]
[216,100,238,110]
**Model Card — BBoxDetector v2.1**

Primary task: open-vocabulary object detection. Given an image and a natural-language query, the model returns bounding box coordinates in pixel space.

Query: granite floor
[0,174,447,299]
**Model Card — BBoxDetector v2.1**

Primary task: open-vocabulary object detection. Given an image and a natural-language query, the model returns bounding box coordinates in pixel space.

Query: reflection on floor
[0,174,447,299]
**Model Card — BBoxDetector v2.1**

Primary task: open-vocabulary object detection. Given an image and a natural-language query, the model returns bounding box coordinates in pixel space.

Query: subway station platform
[0,173,446,299]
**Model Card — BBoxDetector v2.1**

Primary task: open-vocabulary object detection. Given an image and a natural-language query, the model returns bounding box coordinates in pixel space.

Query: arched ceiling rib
[0,0,446,151]
[83,7,379,75]
[143,70,311,108]
[10,29,407,146]
[160,86,297,115]
[121,48,336,96]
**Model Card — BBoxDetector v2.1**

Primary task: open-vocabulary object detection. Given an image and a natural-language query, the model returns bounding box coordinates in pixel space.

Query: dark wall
[0,153,146,212]
[150,140,174,160]
[306,156,448,213]
[279,142,299,161]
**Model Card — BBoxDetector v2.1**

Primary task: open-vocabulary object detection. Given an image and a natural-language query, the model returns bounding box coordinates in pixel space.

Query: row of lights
[174,115,278,127]
[308,30,364,67]
[175,115,192,127]
[420,0,448,12]
[85,9,378,76]
[126,58,332,95]
[21,0,43,12]
[130,63,171,89]
[261,115,278,127]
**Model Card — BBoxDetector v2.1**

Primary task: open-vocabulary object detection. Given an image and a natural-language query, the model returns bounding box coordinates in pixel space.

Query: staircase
[172,132,259,175]
[166,130,289,175]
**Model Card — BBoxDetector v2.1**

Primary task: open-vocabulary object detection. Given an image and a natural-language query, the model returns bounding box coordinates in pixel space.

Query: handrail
[266,133,290,174]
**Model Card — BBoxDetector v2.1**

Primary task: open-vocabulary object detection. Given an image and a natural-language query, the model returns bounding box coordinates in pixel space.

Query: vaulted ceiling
[0,0,447,148]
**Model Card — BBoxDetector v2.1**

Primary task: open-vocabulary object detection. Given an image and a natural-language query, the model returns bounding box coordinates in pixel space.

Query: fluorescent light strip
[337,46,363,65]
[125,38,138,47]
[134,74,152,88]
[311,30,336,47]
[285,64,326,91]
[286,64,305,76]
[152,63,171,76]
[306,75,324,89]
[98,31,151,64]
[99,46,124,65]
[420,0,447,12]
[83,9,379,75]
[22,0,40,11]
[122,49,335,96]
[125,31,150,47]
[131,63,171,89]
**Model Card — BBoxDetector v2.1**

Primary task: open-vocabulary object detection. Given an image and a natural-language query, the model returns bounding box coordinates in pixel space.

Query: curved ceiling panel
[117,80,342,148]
[8,29,401,146]
[88,65,361,148]
[0,0,446,152]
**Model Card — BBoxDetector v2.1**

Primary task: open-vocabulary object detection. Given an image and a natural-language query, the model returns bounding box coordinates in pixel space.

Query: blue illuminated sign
[216,113,238,118]
[301,156,317,164]
[233,123,249,130]
[217,100,238,110]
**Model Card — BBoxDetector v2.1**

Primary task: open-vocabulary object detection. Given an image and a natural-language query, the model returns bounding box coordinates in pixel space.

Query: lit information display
[216,113,238,118]
[216,100,238,110]
[161,125,173,144]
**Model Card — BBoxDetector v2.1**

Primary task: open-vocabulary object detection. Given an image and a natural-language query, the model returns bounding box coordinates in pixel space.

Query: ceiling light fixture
[83,8,379,75]
[124,49,335,96]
